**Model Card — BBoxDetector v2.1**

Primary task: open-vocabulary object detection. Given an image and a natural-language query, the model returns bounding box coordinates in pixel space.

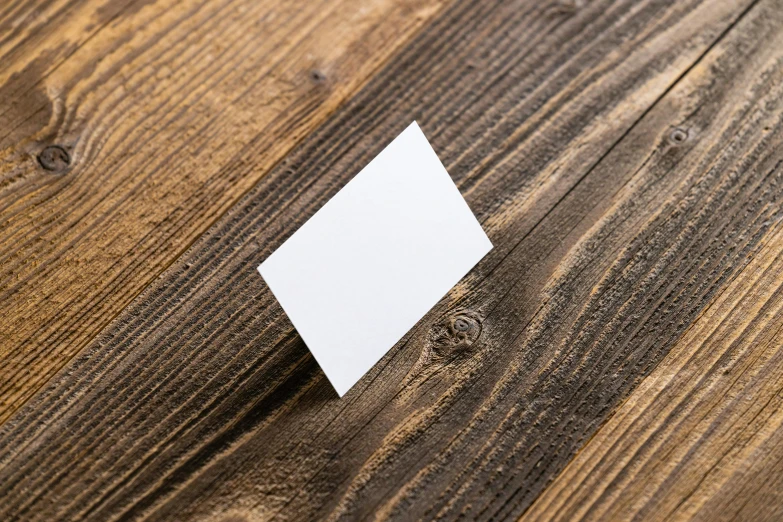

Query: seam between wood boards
[0,0,456,428]
[665,314,783,519]
[2,0,474,510]
[555,223,783,522]
[55,0,499,480]
[416,0,765,452]
[67,1,536,516]
[0,0,338,425]
[521,140,783,511]
[348,0,769,516]
[352,124,665,522]
[90,2,509,518]
[506,2,772,515]
[0,0,334,393]
[220,1,770,518]
[212,1,774,519]
[535,176,783,521]
[0,0,764,512]
[575,229,783,522]
[0,0,325,268]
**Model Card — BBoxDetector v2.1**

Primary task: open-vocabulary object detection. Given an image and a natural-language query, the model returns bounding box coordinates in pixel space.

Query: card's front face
[258,122,492,396]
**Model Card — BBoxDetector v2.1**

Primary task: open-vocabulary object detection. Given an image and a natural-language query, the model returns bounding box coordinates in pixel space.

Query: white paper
[258,121,492,396]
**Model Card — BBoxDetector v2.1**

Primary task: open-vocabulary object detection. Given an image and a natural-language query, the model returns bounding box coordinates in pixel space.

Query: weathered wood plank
[0,0,139,99]
[523,221,783,522]
[0,0,446,422]
[1,0,779,520]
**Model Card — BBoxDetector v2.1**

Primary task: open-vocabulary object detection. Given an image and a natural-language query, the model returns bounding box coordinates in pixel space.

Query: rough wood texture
[0,0,445,423]
[523,223,783,522]
[2,0,783,520]
[520,6,783,520]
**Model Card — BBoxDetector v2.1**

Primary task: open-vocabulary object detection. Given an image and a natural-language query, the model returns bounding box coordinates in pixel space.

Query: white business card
[258,122,492,396]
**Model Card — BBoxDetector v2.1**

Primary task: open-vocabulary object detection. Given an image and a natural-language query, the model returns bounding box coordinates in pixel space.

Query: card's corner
[325,374,350,398]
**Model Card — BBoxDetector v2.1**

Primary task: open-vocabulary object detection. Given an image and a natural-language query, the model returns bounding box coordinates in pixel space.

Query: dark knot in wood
[38,145,70,172]
[669,127,689,145]
[428,310,483,359]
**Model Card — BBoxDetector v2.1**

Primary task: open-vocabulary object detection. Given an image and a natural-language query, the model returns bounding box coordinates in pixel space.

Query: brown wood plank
[0,0,139,95]
[523,222,783,522]
[0,0,446,423]
[1,0,780,520]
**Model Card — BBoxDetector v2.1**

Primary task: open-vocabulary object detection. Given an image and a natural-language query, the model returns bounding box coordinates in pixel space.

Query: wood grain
[523,222,783,522]
[0,0,446,423]
[2,0,782,520]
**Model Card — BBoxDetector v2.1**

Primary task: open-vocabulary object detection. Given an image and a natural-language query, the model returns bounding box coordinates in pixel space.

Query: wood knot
[428,310,483,359]
[38,145,70,172]
[668,127,689,146]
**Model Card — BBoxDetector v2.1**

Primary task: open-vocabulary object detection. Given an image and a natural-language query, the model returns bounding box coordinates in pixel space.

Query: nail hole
[669,127,689,145]
[454,318,471,332]
[310,70,326,83]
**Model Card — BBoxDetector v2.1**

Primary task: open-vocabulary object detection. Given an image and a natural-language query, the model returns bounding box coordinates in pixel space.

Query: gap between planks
[0,0,449,424]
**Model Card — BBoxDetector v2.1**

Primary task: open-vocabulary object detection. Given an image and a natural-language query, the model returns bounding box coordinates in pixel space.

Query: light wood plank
[0,0,447,423]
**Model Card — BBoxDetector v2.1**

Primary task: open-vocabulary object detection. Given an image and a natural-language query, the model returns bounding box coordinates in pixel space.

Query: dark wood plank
[0,0,446,423]
[1,0,779,520]
[523,222,783,521]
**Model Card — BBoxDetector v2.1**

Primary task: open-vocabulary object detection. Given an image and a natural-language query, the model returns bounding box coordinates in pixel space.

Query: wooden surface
[0,0,445,423]
[1,0,782,520]
[525,218,783,521]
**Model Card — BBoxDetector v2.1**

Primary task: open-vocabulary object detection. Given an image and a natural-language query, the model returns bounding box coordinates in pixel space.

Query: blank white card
[258,122,492,396]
